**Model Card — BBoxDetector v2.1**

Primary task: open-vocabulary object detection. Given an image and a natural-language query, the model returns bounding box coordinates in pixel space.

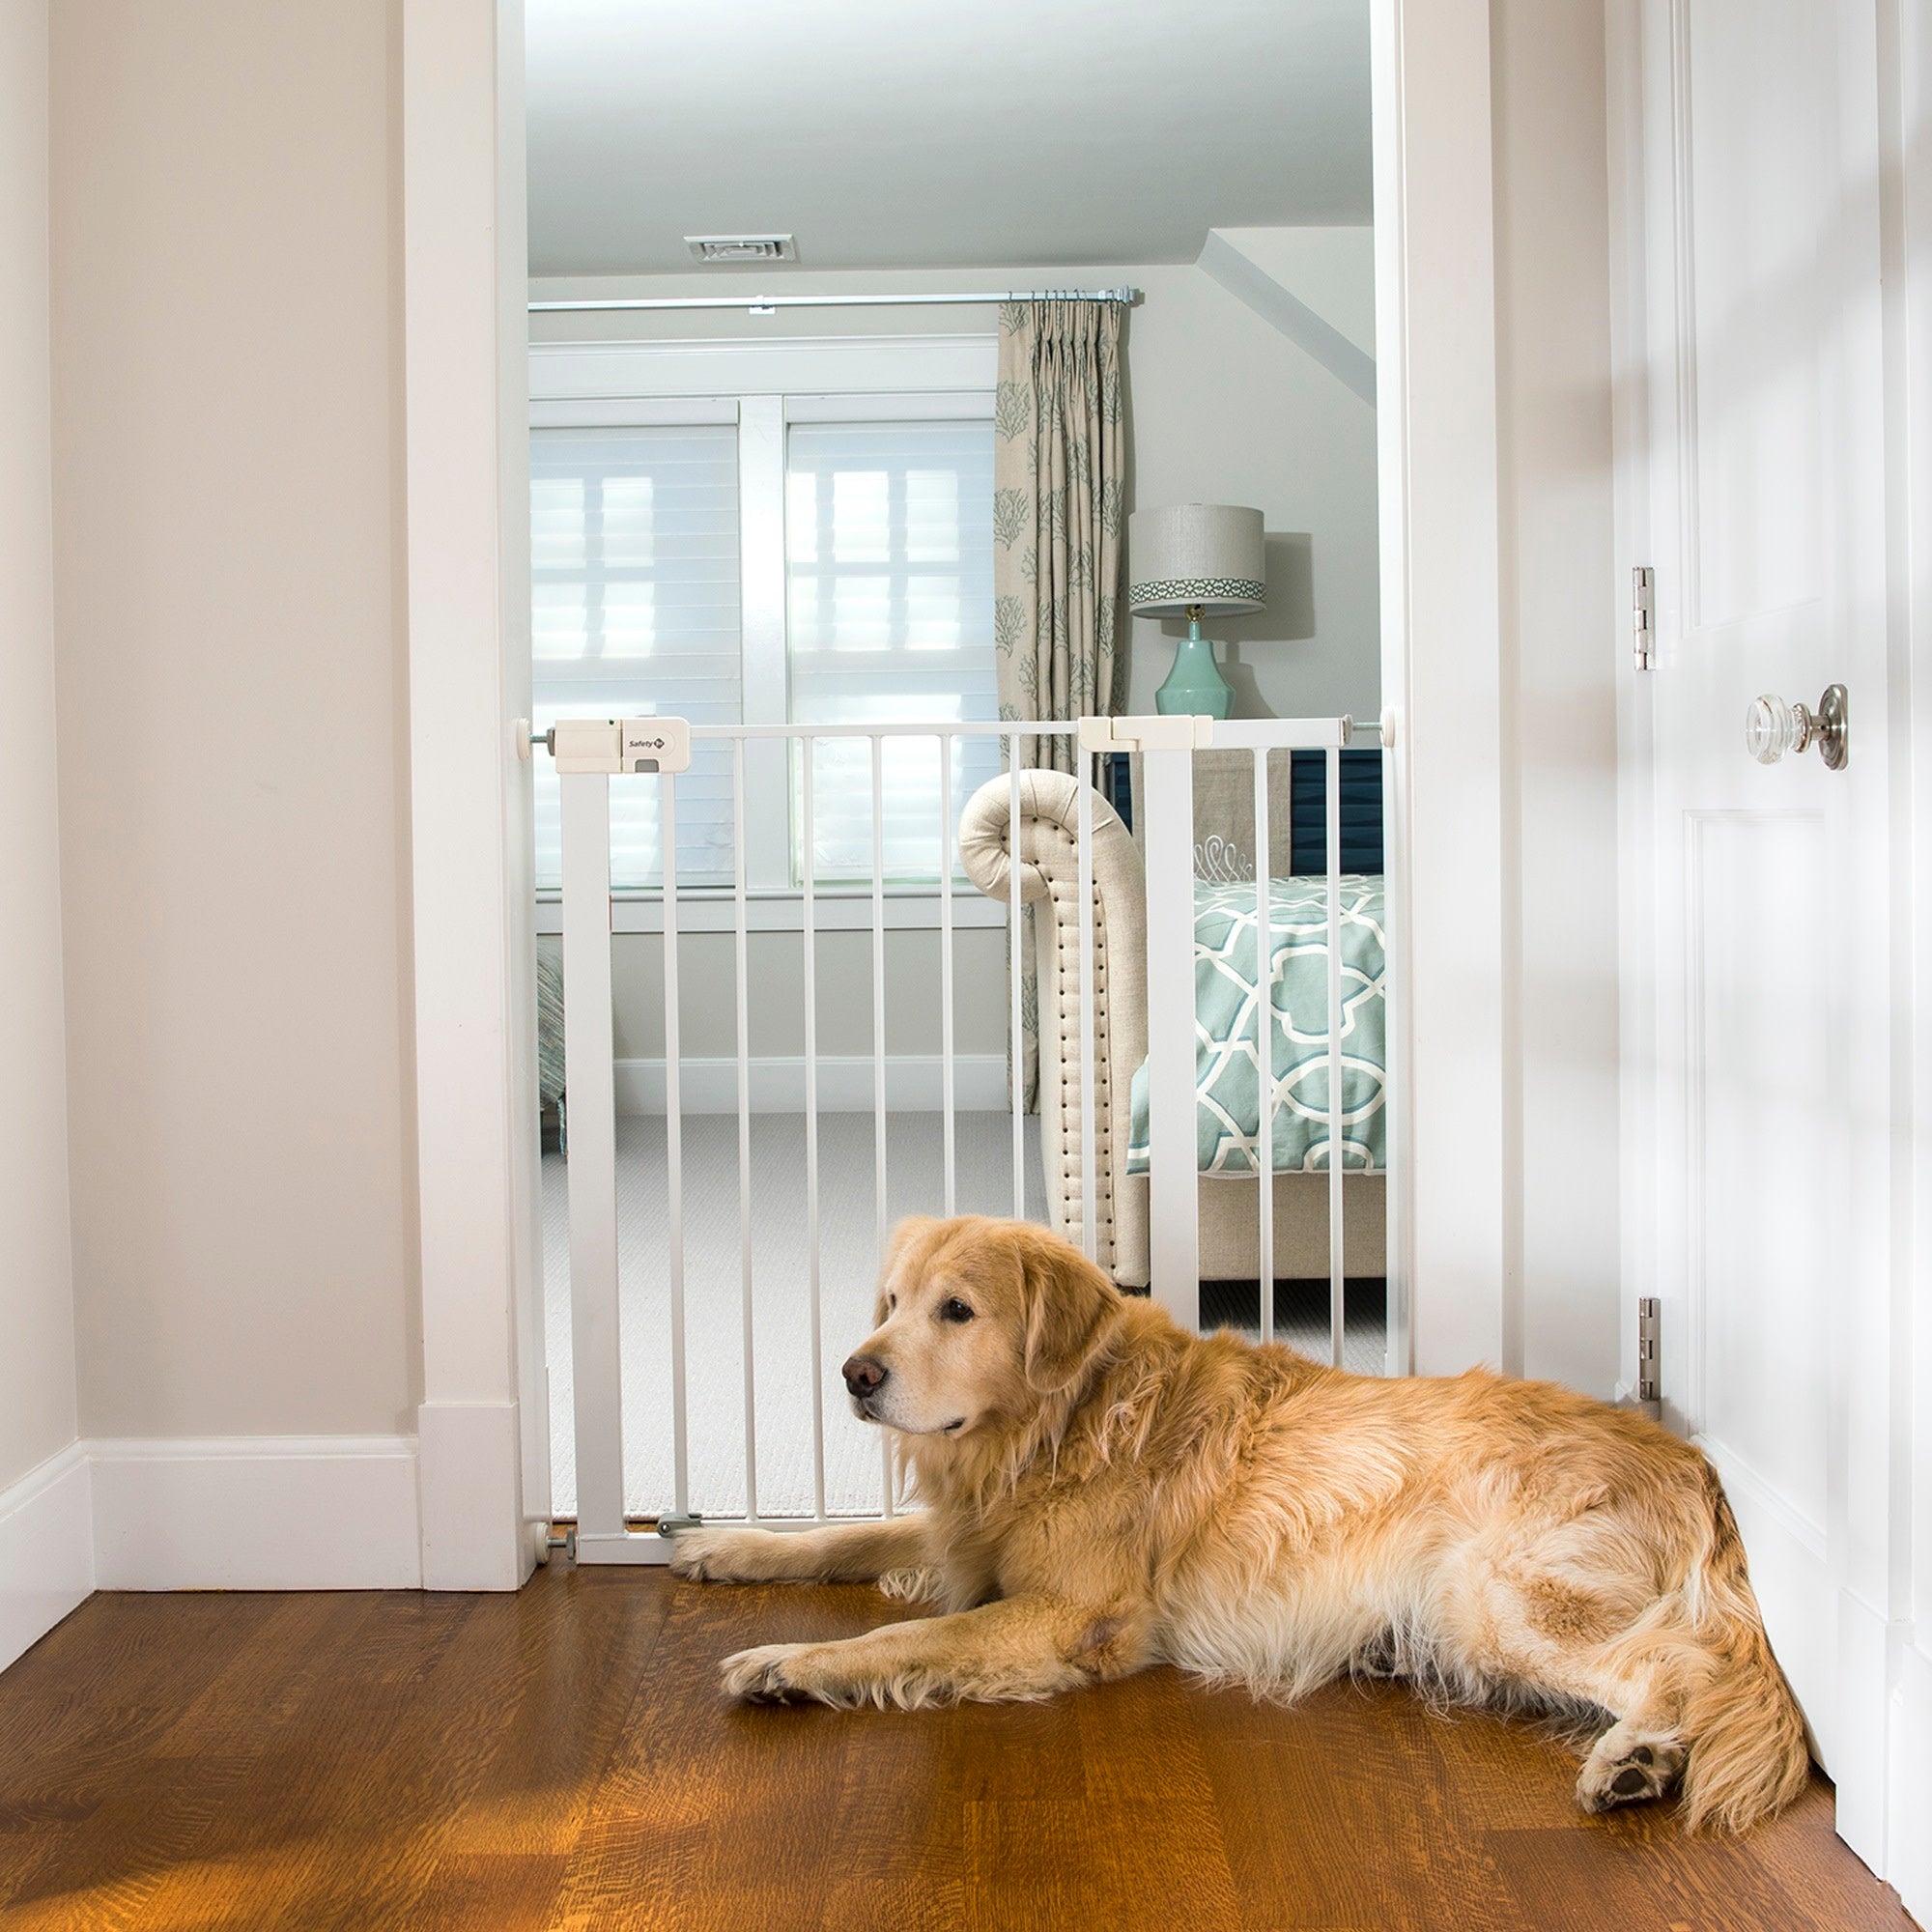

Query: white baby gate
[540,713,1390,1561]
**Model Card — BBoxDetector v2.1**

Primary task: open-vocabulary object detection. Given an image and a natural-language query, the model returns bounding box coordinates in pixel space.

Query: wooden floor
[0,1568,1916,1932]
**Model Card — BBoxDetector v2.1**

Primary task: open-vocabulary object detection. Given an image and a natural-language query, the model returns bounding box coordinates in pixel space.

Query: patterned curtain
[992,299,1126,1104]
[992,299,1126,767]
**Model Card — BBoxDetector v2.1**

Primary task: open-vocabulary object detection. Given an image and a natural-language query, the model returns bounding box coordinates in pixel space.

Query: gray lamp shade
[1126,504,1266,615]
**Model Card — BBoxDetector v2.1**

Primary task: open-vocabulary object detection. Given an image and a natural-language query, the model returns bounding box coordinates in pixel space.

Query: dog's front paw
[720,1641,822,1702]
[669,1525,768,1582]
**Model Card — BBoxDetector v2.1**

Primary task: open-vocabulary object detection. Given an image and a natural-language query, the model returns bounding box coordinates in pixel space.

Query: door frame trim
[400,0,544,1590]
[1370,0,1511,1378]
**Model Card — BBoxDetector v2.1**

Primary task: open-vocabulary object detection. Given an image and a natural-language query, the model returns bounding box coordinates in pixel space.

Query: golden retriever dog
[671,1216,1808,1831]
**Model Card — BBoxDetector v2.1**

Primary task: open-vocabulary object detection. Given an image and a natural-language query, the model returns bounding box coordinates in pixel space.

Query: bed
[958,768,1386,1288]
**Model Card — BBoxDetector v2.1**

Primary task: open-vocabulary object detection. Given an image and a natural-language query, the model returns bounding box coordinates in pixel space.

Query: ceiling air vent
[686,234,797,265]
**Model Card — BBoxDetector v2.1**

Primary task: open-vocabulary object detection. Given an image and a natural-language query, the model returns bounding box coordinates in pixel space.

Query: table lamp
[1126,504,1266,719]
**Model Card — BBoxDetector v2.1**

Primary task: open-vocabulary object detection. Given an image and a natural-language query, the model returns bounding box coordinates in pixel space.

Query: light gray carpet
[542,1113,1385,1520]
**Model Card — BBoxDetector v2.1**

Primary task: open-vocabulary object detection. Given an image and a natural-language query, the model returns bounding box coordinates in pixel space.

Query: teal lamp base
[1154,616,1233,719]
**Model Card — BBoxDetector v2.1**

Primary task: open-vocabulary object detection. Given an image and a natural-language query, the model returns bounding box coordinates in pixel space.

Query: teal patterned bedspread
[1127,875,1387,1176]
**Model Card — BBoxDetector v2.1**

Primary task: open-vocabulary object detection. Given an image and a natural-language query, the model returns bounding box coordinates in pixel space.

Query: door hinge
[655,1512,704,1539]
[1632,566,1656,671]
[1635,1295,1660,1407]
[1615,1297,1662,1421]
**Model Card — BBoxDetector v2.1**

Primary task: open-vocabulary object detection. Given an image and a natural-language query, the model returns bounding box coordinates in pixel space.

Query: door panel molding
[1682,806,1830,1536]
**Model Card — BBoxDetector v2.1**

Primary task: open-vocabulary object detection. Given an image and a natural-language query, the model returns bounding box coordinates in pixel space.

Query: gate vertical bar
[1142,746,1200,1328]
[1009,747,1024,1218]
[1381,729,1402,1378]
[561,772,623,1542]
[662,777,690,1515]
[1326,745,1345,1368]
[870,733,890,1255]
[938,733,957,1217]
[870,733,894,1517]
[732,740,757,1520]
[1255,749,1274,1344]
[1076,759,1097,1261]
[801,742,827,1517]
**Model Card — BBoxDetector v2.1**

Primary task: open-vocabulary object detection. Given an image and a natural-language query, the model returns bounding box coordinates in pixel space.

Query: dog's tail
[1677,1477,1810,1832]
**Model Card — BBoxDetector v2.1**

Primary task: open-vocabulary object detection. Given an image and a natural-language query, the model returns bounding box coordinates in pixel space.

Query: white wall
[1490,0,1621,1396]
[0,0,76,1491]
[49,0,417,1445]
[1112,259,1380,721]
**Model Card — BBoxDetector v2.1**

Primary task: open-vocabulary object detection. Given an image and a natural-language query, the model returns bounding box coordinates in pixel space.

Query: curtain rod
[527,286,1140,315]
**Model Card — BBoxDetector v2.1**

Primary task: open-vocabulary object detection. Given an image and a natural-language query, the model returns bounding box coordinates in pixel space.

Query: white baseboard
[1889,1638,1932,1926]
[89,1435,422,1591]
[416,1400,529,1592]
[1,1428,531,1654]
[0,1442,95,1675]
[612,1053,1008,1115]
[1833,1586,1889,1872]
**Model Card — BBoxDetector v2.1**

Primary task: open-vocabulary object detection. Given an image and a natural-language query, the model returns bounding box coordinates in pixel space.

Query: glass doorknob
[1745,685,1848,770]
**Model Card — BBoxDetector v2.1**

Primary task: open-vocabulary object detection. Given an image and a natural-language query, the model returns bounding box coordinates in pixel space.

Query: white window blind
[785,418,1001,882]
[530,423,741,889]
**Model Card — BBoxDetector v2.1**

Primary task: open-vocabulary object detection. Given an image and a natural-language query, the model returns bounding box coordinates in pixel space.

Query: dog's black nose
[842,1354,888,1398]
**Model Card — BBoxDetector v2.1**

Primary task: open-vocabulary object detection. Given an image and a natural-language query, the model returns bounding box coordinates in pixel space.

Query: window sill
[532,888,1012,936]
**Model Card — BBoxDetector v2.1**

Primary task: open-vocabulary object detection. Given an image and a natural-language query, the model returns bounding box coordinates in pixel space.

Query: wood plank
[1482,1803,1915,1932]
[944,1671,1246,1932]
[403,1573,677,1932]
[1193,1677,1536,1932]
[540,1580,871,1932]
[816,1681,1102,1932]
[0,1594,341,1922]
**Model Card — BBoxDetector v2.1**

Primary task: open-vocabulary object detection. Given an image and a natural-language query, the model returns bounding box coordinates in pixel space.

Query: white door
[1615,0,1894,1818]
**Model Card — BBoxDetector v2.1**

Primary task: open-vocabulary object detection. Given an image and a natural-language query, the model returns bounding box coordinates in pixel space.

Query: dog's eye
[939,1297,975,1323]
[885,1293,896,1315]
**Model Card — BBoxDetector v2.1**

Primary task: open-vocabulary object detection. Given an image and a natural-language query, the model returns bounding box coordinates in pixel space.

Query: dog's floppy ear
[875,1214,940,1322]
[1017,1228,1122,1396]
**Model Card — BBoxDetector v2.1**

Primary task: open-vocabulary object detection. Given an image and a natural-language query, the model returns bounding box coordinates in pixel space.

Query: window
[530,423,741,887]
[529,341,1002,896]
[785,418,1000,882]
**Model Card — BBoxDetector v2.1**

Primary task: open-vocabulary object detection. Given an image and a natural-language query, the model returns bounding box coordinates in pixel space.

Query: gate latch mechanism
[520,715,696,775]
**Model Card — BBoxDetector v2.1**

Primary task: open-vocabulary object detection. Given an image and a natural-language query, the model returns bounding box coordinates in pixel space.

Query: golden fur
[671,1216,1809,1831]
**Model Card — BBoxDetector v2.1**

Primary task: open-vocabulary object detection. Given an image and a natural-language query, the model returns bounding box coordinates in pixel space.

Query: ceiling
[524,0,1373,278]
